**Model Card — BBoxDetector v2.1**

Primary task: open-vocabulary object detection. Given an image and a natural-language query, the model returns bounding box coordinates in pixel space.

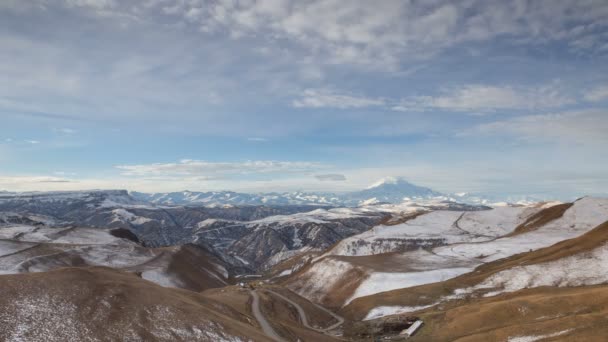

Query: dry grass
[0,267,272,341]
[411,285,608,342]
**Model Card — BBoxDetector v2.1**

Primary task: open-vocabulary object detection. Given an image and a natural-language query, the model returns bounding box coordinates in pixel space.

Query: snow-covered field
[435,197,608,262]
[0,240,37,258]
[464,242,608,298]
[324,205,541,257]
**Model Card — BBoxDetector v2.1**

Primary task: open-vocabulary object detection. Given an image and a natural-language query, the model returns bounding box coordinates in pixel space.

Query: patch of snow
[212,263,229,278]
[364,304,437,320]
[233,255,250,265]
[289,258,358,303]
[361,197,379,206]
[346,267,473,305]
[196,219,220,229]
[277,269,293,277]
[508,329,572,342]
[264,246,314,269]
[111,209,153,225]
[292,227,302,248]
[142,269,183,288]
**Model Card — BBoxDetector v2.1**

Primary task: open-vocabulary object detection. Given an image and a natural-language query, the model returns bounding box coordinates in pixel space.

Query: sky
[1,0,608,198]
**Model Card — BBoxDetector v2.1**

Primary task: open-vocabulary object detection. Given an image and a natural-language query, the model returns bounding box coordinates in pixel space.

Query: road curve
[264,289,344,332]
[249,290,285,342]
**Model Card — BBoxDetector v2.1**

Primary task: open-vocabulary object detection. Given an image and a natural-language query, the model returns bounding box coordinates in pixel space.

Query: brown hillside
[0,267,272,342]
[408,285,608,342]
[165,244,232,291]
[202,284,342,341]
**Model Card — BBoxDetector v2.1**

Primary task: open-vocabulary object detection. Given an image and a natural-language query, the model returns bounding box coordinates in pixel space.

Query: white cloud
[293,89,385,109]
[115,159,327,177]
[394,83,575,113]
[64,0,116,10]
[25,140,40,145]
[247,137,268,142]
[0,176,75,186]
[55,128,77,134]
[141,0,608,69]
[303,82,576,114]
[315,173,346,181]
[584,85,608,102]
[465,109,608,144]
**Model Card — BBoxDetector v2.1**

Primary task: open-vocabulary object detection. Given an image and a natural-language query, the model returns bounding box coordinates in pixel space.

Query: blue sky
[1,0,608,198]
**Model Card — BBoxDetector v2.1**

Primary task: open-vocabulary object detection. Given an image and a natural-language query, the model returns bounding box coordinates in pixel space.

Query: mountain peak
[351,177,442,204]
[366,176,413,189]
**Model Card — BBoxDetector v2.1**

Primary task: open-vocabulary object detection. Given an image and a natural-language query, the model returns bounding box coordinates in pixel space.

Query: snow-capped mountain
[346,177,442,204]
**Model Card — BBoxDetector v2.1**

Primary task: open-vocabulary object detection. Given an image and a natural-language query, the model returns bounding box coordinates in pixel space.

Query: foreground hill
[0,267,272,342]
[0,265,349,342]
[397,285,608,342]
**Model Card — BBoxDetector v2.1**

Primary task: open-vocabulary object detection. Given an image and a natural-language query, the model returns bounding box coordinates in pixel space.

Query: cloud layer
[1,1,607,197]
[116,159,327,178]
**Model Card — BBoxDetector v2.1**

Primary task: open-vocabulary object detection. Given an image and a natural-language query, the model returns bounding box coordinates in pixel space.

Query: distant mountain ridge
[0,177,550,208]
[131,177,447,207]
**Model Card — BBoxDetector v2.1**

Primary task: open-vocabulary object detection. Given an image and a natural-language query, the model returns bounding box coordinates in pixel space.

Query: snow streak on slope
[467,243,608,297]
[346,267,473,305]
[508,329,573,342]
[111,209,154,225]
[364,304,436,321]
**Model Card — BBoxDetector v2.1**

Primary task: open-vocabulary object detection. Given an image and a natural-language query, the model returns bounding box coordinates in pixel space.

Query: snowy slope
[470,243,608,297]
[434,197,608,262]
[288,199,608,308]
[324,205,539,257]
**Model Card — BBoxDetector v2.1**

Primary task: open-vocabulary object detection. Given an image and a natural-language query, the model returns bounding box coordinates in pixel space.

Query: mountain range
[128,177,543,207]
[2,180,606,341]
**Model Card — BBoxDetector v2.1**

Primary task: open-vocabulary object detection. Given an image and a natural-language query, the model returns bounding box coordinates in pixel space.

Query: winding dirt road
[249,290,286,342]
[264,289,344,332]
[249,288,345,341]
